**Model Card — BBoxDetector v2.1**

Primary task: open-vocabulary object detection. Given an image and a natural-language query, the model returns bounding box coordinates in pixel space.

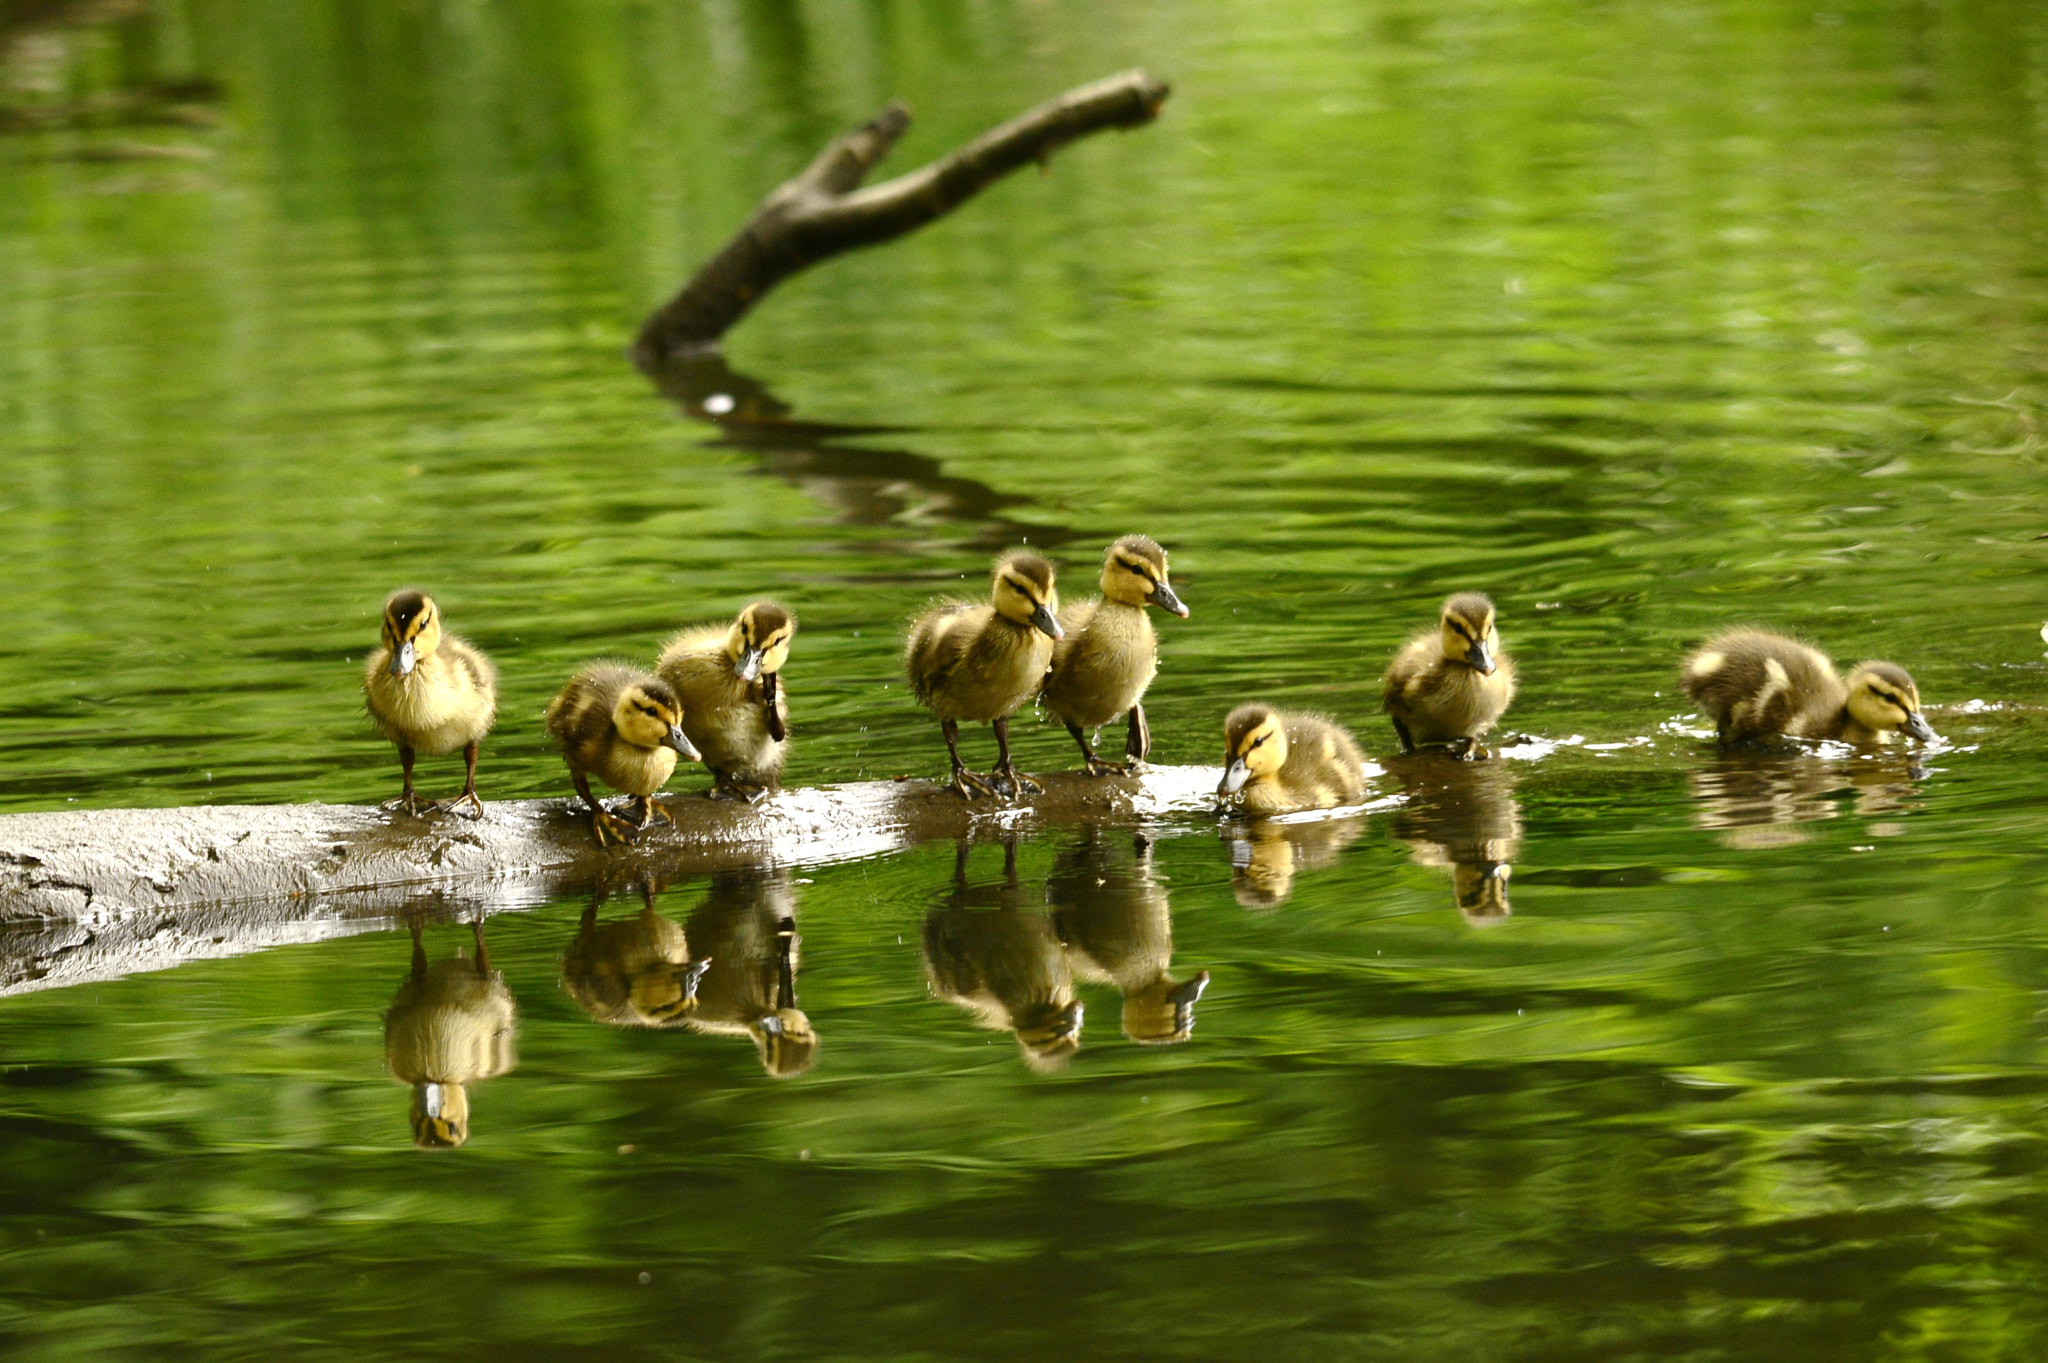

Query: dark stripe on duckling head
[1852,660,1918,700]
[1442,592,1495,632]
[1224,703,1278,751]
[743,601,795,640]
[1108,534,1168,577]
[384,589,429,631]
[997,551,1056,597]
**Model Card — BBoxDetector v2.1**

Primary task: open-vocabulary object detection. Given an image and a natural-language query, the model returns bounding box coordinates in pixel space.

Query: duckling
[1216,704,1369,816]
[543,664,700,846]
[560,883,711,1028]
[383,919,517,1150]
[363,590,498,817]
[1387,755,1522,923]
[921,839,1083,1070]
[905,551,1064,799]
[680,869,816,1077]
[1040,534,1190,775]
[1382,593,1516,757]
[656,601,794,800]
[1048,832,1210,1045]
[1224,814,1369,909]
[1681,629,1937,746]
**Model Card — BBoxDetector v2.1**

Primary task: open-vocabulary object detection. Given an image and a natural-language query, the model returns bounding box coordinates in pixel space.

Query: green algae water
[5,0,2048,1357]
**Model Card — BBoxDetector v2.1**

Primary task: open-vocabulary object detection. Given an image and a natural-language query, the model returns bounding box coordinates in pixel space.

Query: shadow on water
[646,351,1079,551]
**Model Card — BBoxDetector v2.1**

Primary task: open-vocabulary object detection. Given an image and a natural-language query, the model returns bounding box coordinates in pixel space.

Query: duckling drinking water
[1681,628,1937,746]
[363,590,498,817]
[1040,534,1189,775]
[905,551,1063,799]
[1383,592,1516,756]
[656,601,794,800]
[1217,704,1369,816]
[544,664,700,846]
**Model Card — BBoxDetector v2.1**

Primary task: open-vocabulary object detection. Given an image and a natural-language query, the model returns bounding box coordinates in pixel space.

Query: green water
[5,0,2048,1356]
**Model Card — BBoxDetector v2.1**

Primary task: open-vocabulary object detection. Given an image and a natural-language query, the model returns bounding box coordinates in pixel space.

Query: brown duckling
[383,920,517,1150]
[1047,832,1209,1045]
[680,869,816,1077]
[1040,534,1190,775]
[1681,629,1937,746]
[922,840,1083,1070]
[1383,592,1516,757]
[1217,704,1369,816]
[560,885,711,1028]
[363,590,497,817]
[656,601,794,800]
[905,551,1064,799]
[544,664,700,846]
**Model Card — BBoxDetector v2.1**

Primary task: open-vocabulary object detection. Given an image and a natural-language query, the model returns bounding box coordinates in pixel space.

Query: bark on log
[633,69,1171,363]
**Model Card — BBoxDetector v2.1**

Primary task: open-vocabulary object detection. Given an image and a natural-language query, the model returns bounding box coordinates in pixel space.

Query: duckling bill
[1040,534,1189,775]
[363,590,498,817]
[1382,592,1515,758]
[1681,629,1936,746]
[1217,704,1368,815]
[544,663,700,846]
[657,601,795,800]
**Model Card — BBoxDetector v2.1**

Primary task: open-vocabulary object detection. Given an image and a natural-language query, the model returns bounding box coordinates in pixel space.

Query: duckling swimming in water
[656,601,794,800]
[905,551,1064,799]
[1681,629,1937,746]
[383,919,517,1150]
[1383,593,1516,757]
[363,590,498,817]
[1217,704,1369,816]
[544,664,700,846]
[1040,535,1189,775]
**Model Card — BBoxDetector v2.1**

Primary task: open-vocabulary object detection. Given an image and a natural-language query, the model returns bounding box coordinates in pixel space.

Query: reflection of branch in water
[646,350,1076,552]
[1689,750,1923,850]
[1223,814,1369,910]
[1385,755,1522,923]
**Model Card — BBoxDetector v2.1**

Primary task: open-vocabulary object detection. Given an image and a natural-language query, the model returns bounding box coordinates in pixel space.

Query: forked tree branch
[634,69,1171,364]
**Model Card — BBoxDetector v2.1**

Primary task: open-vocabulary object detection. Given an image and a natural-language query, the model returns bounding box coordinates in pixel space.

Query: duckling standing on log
[544,664,700,846]
[1217,704,1368,816]
[383,919,517,1150]
[1681,629,1937,746]
[905,551,1063,799]
[657,601,794,800]
[1383,592,1516,757]
[1040,534,1189,775]
[363,590,497,817]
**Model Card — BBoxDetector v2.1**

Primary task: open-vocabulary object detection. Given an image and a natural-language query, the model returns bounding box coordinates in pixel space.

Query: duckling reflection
[922,839,1083,1070]
[1046,832,1209,1045]
[561,880,711,1028]
[1385,754,1523,923]
[383,919,517,1149]
[1689,749,1924,849]
[1223,815,1369,909]
[679,868,816,1077]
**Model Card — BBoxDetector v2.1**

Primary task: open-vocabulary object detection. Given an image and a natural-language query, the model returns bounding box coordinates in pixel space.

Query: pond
[3,0,2048,1357]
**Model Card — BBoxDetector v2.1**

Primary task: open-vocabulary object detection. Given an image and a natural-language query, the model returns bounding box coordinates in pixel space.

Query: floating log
[633,69,1171,362]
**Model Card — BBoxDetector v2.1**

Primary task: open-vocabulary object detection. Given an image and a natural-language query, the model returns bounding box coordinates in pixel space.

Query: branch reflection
[383,919,517,1150]
[1385,755,1522,923]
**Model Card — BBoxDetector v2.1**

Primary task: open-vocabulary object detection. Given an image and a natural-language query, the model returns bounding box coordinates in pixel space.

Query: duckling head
[629,957,712,1026]
[1123,971,1211,1045]
[381,590,442,677]
[727,601,796,682]
[992,551,1063,639]
[1218,704,1288,798]
[752,1007,819,1077]
[612,680,701,759]
[1453,861,1513,922]
[1439,593,1501,676]
[409,1080,470,1149]
[1099,534,1189,617]
[1229,831,1296,908]
[1015,999,1084,1071]
[1845,662,1937,743]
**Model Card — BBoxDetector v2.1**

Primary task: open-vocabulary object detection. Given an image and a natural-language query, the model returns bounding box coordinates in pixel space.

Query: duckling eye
[1250,734,1269,749]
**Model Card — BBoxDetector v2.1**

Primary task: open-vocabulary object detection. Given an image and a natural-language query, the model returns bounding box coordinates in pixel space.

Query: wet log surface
[0,767,1222,995]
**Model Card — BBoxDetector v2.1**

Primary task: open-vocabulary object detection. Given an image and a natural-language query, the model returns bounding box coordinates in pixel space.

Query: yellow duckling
[656,601,795,800]
[383,920,517,1150]
[560,887,711,1028]
[1383,593,1516,757]
[543,664,700,846]
[905,551,1064,799]
[363,590,497,817]
[1681,629,1937,746]
[1217,704,1369,815]
[681,870,817,1077]
[1040,534,1190,775]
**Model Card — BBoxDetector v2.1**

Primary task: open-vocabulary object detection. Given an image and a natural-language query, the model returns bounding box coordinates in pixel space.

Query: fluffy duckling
[1048,833,1209,1045]
[544,664,700,846]
[1217,704,1369,816]
[656,601,794,800]
[1681,629,1936,746]
[1040,535,1189,775]
[922,841,1083,1071]
[363,590,498,817]
[905,551,1064,799]
[560,887,711,1028]
[383,920,517,1150]
[1383,593,1516,757]
[681,870,816,1077]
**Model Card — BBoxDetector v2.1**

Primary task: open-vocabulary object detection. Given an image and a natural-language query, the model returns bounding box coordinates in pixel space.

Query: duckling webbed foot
[989,719,1041,798]
[380,790,428,817]
[431,790,486,820]
[589,806,641,847]
[709,775,769,803]
[630,795,676,830]
[1066,721,1135,777]
[949,768,1001,800]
